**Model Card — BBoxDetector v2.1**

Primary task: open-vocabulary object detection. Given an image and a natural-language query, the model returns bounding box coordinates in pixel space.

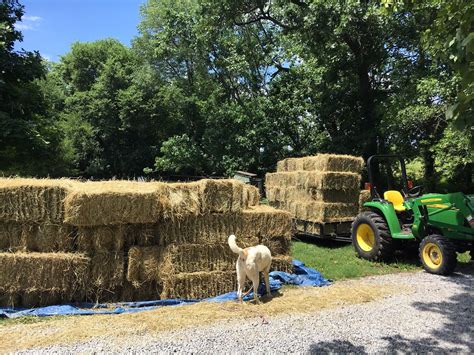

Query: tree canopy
[1,0,472,192]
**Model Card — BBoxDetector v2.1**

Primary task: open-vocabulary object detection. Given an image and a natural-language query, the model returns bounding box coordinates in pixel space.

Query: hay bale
[359,189,372,212]
[127,244,236,284]
[262,235,292,255]
[165,182,202,219]
[241,205,293,240]
[63,180,169,226]
[0,178,75,223]
[270,255,293,273]
[282,201,358,223]
[87,252,125,301]
[0,252,89,296]
[126,224,161,247]
[157,214,259,246]
[161,271,236,299]
[127,246,163,284]
[198,179,257,213]
[77,225,127,253]
[276,154,364,173]
[0,222,74,252]
[281,187,360,204]
[120,280,162,301]
[266,172,360,191]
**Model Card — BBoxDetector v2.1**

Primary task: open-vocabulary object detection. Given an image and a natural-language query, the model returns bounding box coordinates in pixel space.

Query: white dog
[228,234,272,302]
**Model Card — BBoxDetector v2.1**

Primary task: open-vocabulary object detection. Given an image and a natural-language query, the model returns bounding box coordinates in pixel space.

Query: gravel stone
[18,265,474,354]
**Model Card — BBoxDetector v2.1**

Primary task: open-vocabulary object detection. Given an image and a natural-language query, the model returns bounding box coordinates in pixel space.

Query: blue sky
[14,0,146,62]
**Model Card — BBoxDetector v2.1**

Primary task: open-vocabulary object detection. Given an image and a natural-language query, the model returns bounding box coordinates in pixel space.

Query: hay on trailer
[359,189,372,212]
[0,178,75,223]
[0,252,89,296]
[270,255,293,273]
[161,271,237,299]
[298,154,364,173]
[282,187,360,204]
[266,172,360,191]
[63,180,169,226]
[284,201,358,223]
[77,225,127,253]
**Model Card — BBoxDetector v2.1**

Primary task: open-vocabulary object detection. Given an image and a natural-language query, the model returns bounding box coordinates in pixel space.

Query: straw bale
[165,182,202,218]
[241,205,293,240]
[0,252,89,295]
[262,235,292,255]
[270,255,293,273]
[359,189,372,212]
[276,154,364,173]
[126,223,161,247]
[266,171,360,191]
[77,225,127,253]
[63,180,169,226]
[127,246,163,284]
[282,201,358,223]
[120,280,162,301]
[161,271,236,299]
[87,252,125,299]
[0,178,75,223]
[282,187,360,204]
[157,214,259,246]
[198,179,255,213]
[0,222,74,252]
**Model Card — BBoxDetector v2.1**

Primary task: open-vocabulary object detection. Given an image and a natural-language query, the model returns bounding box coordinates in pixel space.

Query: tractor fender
[363,201,402,235]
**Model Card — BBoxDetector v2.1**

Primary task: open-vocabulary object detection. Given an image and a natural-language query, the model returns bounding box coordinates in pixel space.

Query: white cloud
[14,15,42,31]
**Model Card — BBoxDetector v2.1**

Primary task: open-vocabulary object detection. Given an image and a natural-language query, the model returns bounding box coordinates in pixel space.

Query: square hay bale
[165,182,202,219]
[161,271,237,299]
[120,280,162,301]
[0,252,89,296]
[270,255,293,273]
[77,225,127,253]
[127,246,163,284]
[0,223,74,252]
[126,224,161,247]
[262,235,292,255]
[198,179,257,213]
[299,202,359,223]
[87,252,125,301]
[0,178,75,223]
[359,189,372,212]
[157,214,259,246]
[63,180,169,226]
[266,171,360,191]
[299,154,364,173]
[127,244,236,284]
[282,186,360,204]
[241,205,293,240]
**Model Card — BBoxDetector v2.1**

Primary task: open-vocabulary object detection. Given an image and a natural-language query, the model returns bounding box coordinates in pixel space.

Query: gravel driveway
[18,265,474,354]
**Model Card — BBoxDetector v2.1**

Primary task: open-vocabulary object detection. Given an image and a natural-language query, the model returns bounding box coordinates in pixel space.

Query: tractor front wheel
[419,235,457,275]
[351,211,394,261]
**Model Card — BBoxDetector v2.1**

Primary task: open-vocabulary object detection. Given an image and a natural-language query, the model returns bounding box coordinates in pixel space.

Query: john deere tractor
[352,155,474,275]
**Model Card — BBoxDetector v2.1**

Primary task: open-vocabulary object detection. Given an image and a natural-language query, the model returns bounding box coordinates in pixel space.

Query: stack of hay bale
[0,178,292,307]
[266,154,364,234]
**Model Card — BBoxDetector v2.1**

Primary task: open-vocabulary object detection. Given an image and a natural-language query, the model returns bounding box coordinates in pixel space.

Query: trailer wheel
[351,211,394,261]
[419,235,457,275]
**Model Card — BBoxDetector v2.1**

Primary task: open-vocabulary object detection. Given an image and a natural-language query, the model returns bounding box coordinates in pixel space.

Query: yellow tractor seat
[383,190,406,212]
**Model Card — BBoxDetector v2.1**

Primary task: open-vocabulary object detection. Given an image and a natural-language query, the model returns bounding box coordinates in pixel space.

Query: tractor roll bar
[367,154,408,199]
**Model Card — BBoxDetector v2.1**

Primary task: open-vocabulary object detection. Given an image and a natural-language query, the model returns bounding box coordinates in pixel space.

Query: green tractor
[352,155,474,275]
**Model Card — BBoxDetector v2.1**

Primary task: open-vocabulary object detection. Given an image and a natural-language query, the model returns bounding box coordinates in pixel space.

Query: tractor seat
[384,190,406,212]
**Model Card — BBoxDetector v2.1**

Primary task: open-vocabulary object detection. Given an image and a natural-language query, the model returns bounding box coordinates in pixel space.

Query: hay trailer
[294,219,352,242]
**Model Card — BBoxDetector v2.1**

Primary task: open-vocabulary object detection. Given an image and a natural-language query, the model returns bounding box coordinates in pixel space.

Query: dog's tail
[228,234,244,255]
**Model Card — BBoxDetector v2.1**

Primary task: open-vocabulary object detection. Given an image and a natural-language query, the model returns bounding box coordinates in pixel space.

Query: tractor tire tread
[419,235,457,275]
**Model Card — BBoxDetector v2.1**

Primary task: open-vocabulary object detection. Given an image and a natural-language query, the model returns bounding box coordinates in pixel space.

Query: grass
[291,236,472,280]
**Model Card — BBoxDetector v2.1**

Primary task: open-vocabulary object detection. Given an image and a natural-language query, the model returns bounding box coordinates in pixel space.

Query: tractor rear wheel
[351,211,394,261]
[419,235,457,275]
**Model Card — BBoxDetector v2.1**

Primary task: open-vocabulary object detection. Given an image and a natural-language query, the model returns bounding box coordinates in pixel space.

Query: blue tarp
[0,259,330,318]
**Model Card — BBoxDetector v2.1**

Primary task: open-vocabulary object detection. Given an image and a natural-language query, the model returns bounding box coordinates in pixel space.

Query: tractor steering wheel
[407,185,423,198]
